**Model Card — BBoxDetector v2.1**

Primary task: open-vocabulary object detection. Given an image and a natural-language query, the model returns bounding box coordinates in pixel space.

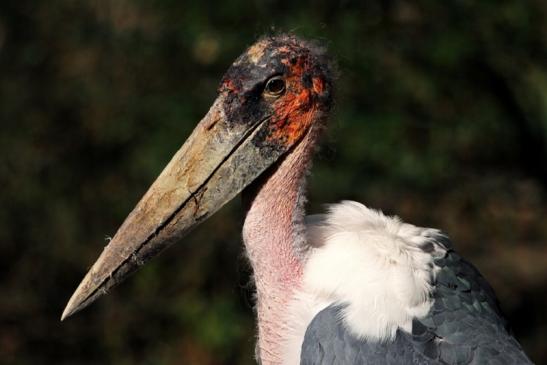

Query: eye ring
[264,76,286,97]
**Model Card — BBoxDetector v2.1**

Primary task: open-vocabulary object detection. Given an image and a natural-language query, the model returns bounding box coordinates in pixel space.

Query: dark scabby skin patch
[218,45,288,129]
[218,34,335,156]
[252,127,287,159]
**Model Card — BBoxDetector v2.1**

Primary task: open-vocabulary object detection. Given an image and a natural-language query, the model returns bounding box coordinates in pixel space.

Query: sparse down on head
[61,34,334,320]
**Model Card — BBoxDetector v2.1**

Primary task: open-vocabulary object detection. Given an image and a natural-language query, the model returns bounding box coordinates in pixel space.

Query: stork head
[62,34,333,320]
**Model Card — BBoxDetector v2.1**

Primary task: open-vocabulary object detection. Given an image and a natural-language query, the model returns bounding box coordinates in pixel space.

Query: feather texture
[279,201,531,364]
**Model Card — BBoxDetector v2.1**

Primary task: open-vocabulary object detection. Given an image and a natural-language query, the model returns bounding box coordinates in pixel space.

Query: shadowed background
[1,1,546,364]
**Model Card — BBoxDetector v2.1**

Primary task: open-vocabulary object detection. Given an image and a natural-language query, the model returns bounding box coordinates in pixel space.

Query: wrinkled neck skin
[242,127,319,365]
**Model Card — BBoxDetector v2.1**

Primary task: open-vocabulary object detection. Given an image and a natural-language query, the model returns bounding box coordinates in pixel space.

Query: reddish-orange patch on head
[221,36,332,150]
[312,77,324,94]
[266,55,324,146]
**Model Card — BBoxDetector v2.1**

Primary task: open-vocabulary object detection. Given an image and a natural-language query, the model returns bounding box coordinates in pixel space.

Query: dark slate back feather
[301,246,533,365]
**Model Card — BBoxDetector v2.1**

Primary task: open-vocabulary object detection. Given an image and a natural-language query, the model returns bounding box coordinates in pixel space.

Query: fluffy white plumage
[282,201,449,365]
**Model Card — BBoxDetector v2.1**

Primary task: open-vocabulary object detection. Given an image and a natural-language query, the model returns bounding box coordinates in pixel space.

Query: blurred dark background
[1,1,546,364]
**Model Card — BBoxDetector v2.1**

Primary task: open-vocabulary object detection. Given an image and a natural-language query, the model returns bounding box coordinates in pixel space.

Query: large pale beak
[61,95,286,320]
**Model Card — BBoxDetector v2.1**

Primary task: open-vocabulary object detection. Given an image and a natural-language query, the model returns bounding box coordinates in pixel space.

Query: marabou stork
[62,35,532,364]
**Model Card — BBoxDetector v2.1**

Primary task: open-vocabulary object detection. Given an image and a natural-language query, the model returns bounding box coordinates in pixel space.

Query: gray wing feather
[301,306,440,365]
[301,248,533,365]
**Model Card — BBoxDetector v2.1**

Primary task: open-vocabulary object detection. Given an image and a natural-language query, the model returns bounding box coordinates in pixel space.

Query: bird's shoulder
[299,201,532,364]
[303,201,449,341]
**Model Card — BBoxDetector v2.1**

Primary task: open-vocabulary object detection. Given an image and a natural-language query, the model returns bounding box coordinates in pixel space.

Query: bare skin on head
[246,39,268,64]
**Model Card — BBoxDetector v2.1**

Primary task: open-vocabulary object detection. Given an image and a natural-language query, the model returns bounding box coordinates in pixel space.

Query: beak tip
[60,293,81,322]
[60,308,70,322]
[61,276,94,322]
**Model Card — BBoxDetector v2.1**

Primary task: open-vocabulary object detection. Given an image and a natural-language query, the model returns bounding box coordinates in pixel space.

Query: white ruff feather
[282,201,448,365]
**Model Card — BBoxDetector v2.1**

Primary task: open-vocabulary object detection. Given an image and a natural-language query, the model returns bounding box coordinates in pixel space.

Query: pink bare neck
[242,128,318,364]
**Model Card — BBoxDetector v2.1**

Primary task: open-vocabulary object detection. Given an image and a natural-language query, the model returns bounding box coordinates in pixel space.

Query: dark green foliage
[0,1,546,364]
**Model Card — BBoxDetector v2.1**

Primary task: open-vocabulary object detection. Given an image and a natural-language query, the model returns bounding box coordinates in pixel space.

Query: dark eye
[264,76,286,96]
